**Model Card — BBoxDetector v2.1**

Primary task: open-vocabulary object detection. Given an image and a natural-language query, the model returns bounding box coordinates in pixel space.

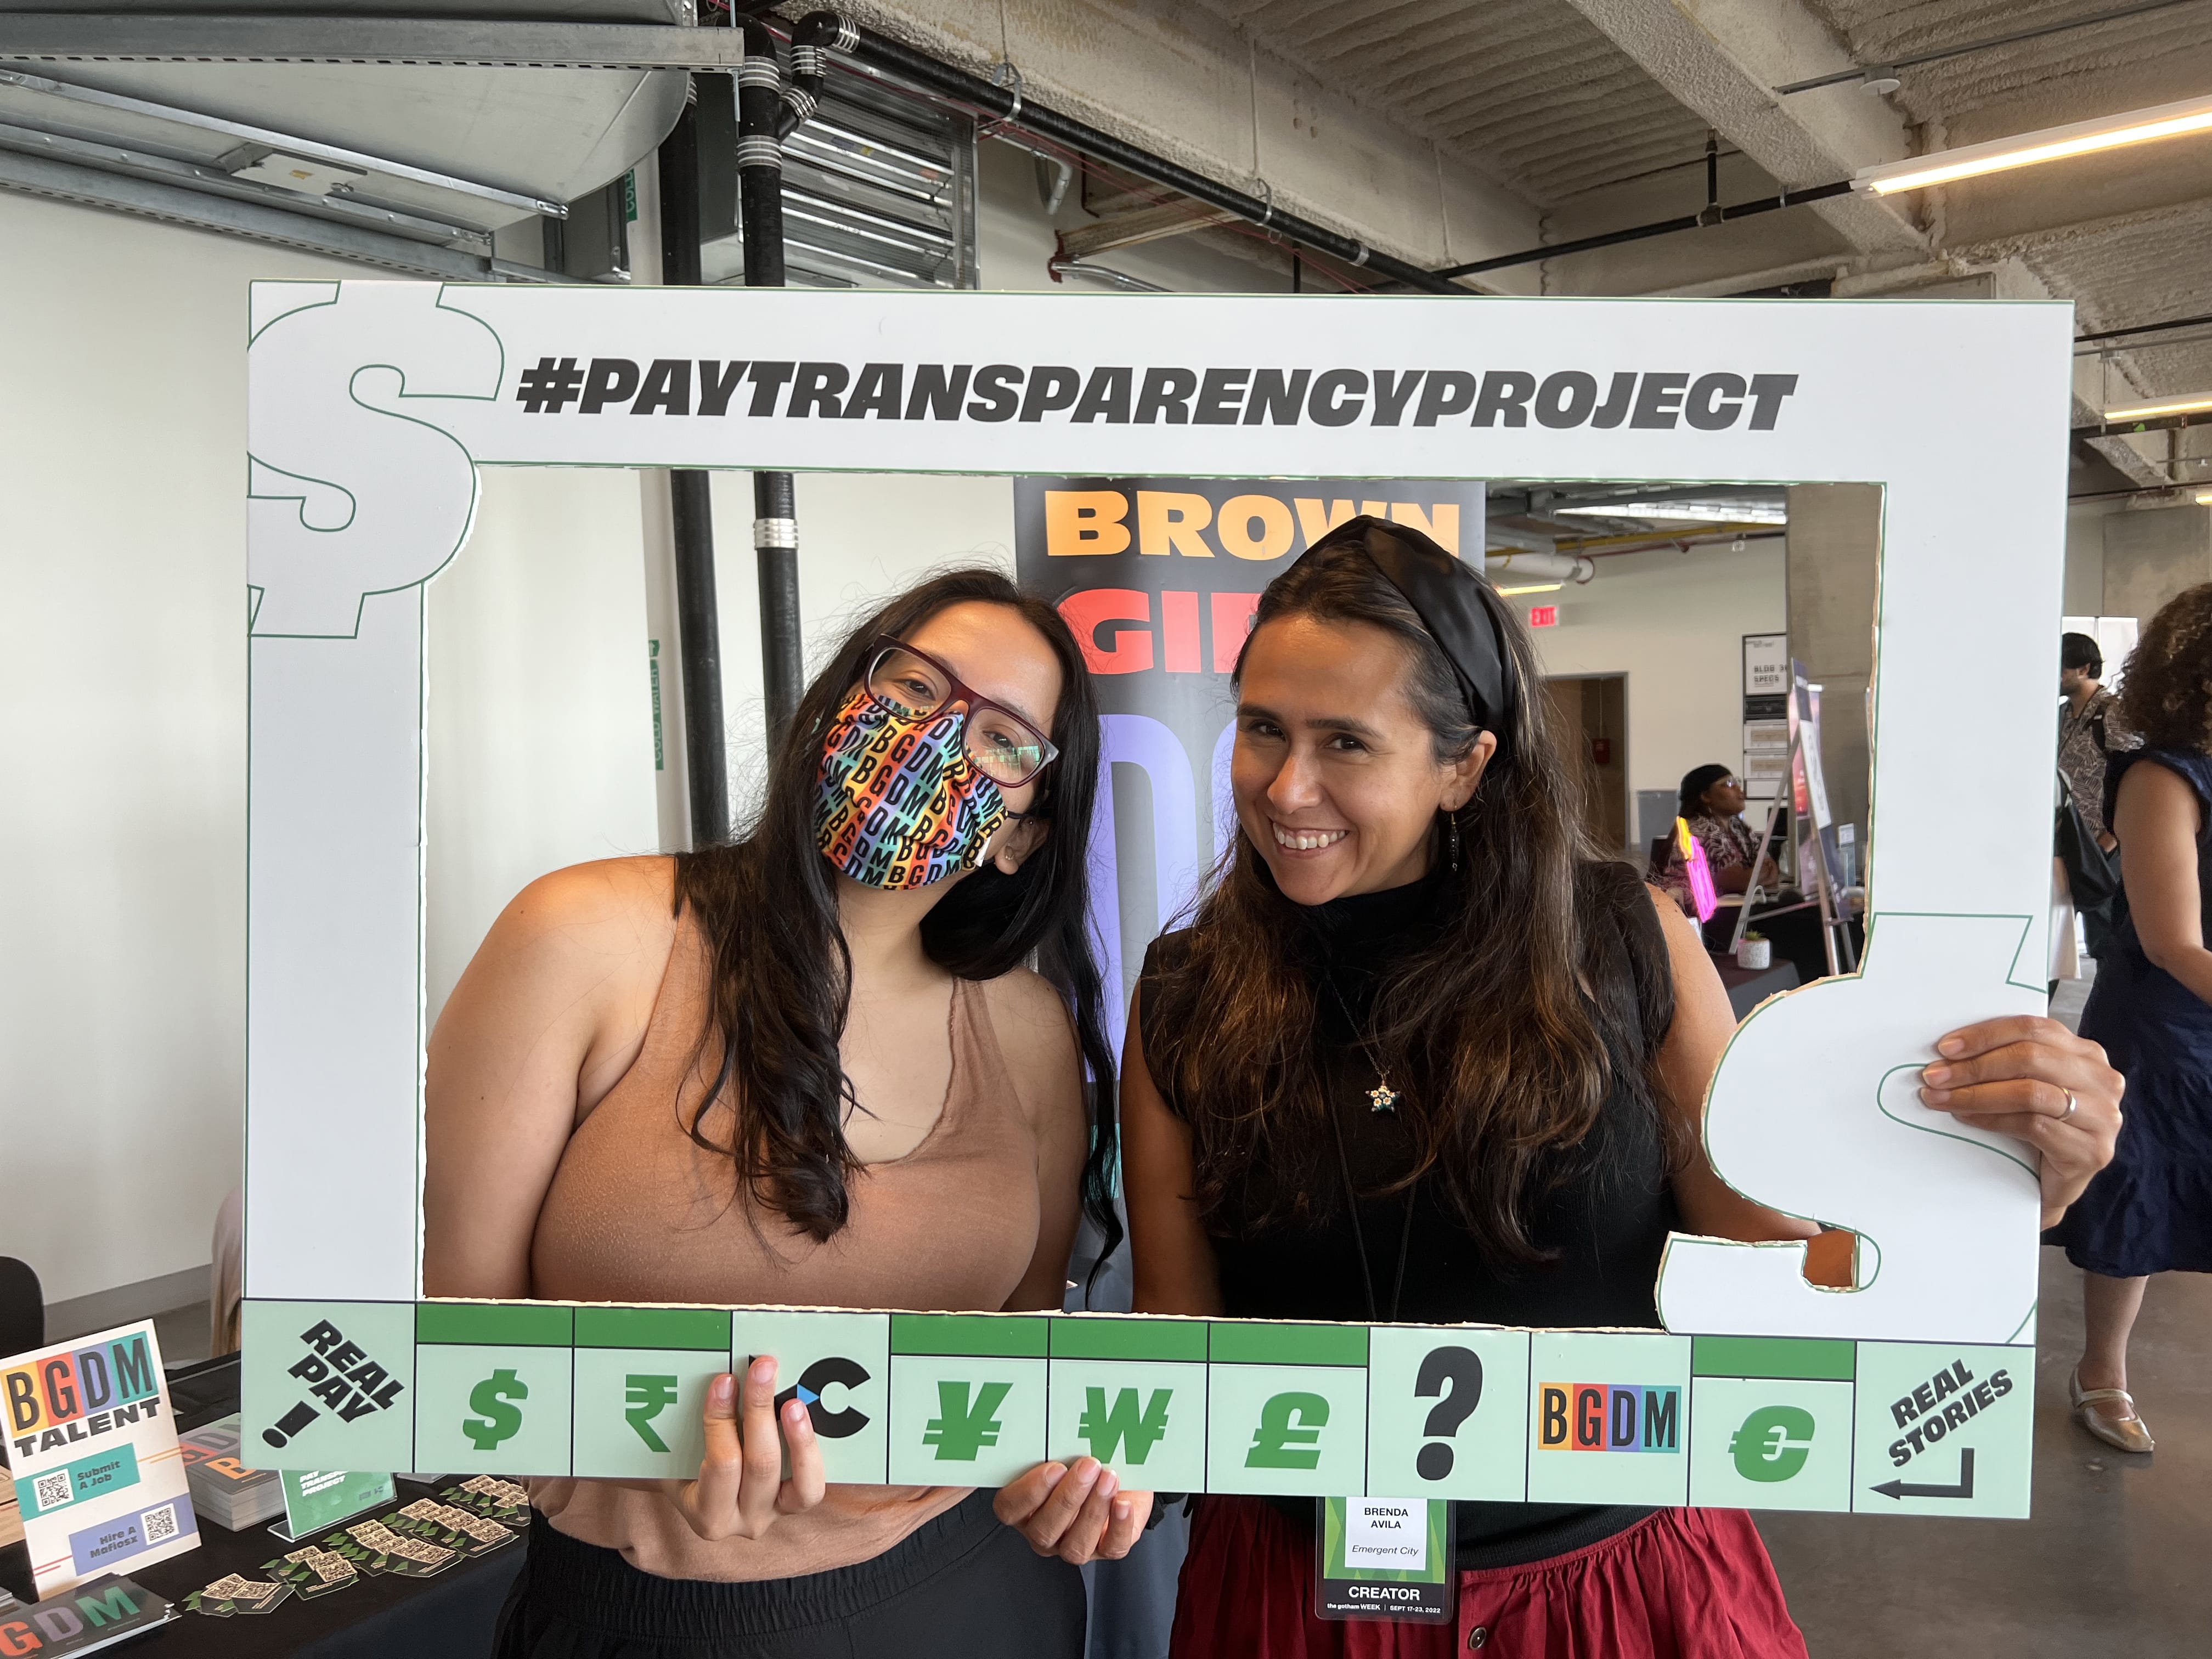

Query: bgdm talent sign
[238,283,2067,1519]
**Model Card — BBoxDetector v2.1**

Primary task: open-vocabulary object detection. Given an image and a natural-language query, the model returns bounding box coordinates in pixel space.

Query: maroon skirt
[1168,1497,1808,1659]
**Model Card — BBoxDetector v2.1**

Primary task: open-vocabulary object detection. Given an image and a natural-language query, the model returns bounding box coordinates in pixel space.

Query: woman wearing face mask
[425,569,1114,1659]
[997,520,2123,1656]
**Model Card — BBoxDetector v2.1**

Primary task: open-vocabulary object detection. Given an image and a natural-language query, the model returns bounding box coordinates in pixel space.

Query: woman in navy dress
[2053,583,2212,1453]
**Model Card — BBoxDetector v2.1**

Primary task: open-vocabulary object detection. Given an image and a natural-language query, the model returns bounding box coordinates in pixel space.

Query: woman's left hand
[1917,1015,2123,1227]
[671,1357,825,1543]
[994,1458,1152,1564]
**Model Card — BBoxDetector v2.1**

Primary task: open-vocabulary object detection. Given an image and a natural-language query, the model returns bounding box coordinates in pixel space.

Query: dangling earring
[1447,808,1462,876]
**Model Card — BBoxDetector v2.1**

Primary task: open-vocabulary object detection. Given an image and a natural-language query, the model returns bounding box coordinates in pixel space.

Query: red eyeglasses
[862,637,1060,788]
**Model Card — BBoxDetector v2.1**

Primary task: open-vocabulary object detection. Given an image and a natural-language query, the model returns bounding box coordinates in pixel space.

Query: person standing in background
[2051,587,2212,1456]
[2059,631,2129,959]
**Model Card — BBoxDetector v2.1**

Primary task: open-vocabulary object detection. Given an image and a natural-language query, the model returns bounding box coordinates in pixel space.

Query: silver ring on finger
[2059,1088,2078,1122]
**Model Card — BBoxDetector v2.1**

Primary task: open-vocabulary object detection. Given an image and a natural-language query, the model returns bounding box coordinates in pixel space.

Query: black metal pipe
[789,10,1470,296]
[2073,408,2212,441]
[2078,308,2212,345]
[1435,178,1855,279]
[741,18,806,748]
[658,85,730,847]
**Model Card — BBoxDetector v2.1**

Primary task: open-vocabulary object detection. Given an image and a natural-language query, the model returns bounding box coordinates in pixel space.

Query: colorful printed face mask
[815,686,1008,889]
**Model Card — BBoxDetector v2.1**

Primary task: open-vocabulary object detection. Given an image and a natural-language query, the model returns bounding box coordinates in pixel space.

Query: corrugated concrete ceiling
[1799,0,2212,470]
[1803,0,2212,131]
[1186,0,1717,205]
[1189,0,2212,439]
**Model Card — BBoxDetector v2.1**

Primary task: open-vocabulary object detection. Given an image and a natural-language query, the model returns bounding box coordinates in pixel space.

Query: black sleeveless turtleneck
[1136,857,1682,1567]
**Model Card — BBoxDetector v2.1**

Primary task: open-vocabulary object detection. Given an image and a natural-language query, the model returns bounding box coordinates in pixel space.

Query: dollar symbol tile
[463,1368,528,1451]
[411,1305,575,1475]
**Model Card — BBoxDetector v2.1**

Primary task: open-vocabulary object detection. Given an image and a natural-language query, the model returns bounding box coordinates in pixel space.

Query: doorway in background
[1544,674,1629,855]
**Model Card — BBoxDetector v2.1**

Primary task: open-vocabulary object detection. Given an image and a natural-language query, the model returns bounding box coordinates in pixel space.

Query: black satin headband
[1296,515,1514,735]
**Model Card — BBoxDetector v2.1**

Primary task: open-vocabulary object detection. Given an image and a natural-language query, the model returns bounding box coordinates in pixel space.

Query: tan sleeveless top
[527,911,1045,1581]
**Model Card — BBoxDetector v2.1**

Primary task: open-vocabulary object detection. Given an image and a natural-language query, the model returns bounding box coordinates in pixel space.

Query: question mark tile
[1364,1327,1529,1501]
[1526,1333,1691,1507]
[730,1311,891,1485]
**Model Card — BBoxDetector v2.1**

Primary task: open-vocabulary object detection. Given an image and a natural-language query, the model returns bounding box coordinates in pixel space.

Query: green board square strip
[1048,1316,1209,1362]
[415,1301,575,1347]
[1690,1335,1855,1381]
[574,1306,733,1351]
[1208,1322,1368,1367]
[890,1313,1050,1358]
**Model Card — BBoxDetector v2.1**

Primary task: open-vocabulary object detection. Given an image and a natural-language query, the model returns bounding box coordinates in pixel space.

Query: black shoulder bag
[2056,769,2120,911]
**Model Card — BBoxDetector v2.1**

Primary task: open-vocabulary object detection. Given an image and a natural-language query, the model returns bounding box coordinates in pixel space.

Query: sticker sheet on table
[240,1303,2035,1519]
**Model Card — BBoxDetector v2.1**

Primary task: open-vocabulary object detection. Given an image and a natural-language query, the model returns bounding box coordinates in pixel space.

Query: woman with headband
[426,569,1113,1658]
[996,519,2123,1656]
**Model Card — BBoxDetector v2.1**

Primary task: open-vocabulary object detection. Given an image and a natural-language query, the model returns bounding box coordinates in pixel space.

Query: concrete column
[2102,505,2212,628]
[1785,483,1880,841]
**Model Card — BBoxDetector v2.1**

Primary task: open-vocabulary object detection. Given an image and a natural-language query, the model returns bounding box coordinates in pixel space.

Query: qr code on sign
[31,1471,71,1511]
[142,1502,179,1543]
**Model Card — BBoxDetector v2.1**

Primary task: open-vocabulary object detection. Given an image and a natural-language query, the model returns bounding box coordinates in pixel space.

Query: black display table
[2,1355,522,1657]
[123,1477,522,1658]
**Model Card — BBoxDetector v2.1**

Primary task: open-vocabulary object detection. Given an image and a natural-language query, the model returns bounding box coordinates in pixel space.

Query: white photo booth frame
[240,281,2068,1519]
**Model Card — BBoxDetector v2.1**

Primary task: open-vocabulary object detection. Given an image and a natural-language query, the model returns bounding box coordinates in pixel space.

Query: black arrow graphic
[1870,1448,1976,1501]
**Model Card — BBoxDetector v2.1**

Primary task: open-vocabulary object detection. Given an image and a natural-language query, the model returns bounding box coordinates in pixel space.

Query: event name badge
[1314,1496,1452,1622]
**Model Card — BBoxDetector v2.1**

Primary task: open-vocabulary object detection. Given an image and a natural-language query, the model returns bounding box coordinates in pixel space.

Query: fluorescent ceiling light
[1553,501,1787,525]
[1853,93,2212,195]
[1497,582,1563,596]
[2197,489,2212,505]
[2103,390,2212,421]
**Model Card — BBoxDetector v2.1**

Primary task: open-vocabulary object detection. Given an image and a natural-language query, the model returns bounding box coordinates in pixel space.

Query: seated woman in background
[1660,764,1774,913]
[1662,763,1842,983]
[425,568,1116,1659]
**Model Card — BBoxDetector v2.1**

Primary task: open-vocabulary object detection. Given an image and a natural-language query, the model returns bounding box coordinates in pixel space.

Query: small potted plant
[1736,931,1771,971]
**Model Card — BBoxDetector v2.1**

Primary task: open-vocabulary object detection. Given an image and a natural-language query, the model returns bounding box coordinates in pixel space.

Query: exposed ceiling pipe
[1770,0,2201,95]
[1048,257,1170,293]
[743,15,810,753]
[777,9,1471,296]
[1435,180,1853,280]
[1484,550,1596,584]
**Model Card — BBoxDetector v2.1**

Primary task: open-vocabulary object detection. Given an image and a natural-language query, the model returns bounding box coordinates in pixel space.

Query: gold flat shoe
[2071,1367,2155,1454]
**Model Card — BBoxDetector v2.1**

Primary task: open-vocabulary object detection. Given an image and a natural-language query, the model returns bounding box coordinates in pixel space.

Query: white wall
[424,470,661,1024]
[0,193,661,1307]
[1525,540,1789,811]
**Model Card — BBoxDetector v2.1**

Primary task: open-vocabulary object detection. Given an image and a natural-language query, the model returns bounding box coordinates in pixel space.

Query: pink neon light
[1676,817,1718,923]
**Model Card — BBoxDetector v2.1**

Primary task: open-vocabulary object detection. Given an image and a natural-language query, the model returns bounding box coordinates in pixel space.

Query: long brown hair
[1144,541,1664,1266]
[673,569,1119,1272]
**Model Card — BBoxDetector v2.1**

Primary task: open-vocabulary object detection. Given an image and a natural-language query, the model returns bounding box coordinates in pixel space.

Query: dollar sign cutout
[463,1369,527,1451]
